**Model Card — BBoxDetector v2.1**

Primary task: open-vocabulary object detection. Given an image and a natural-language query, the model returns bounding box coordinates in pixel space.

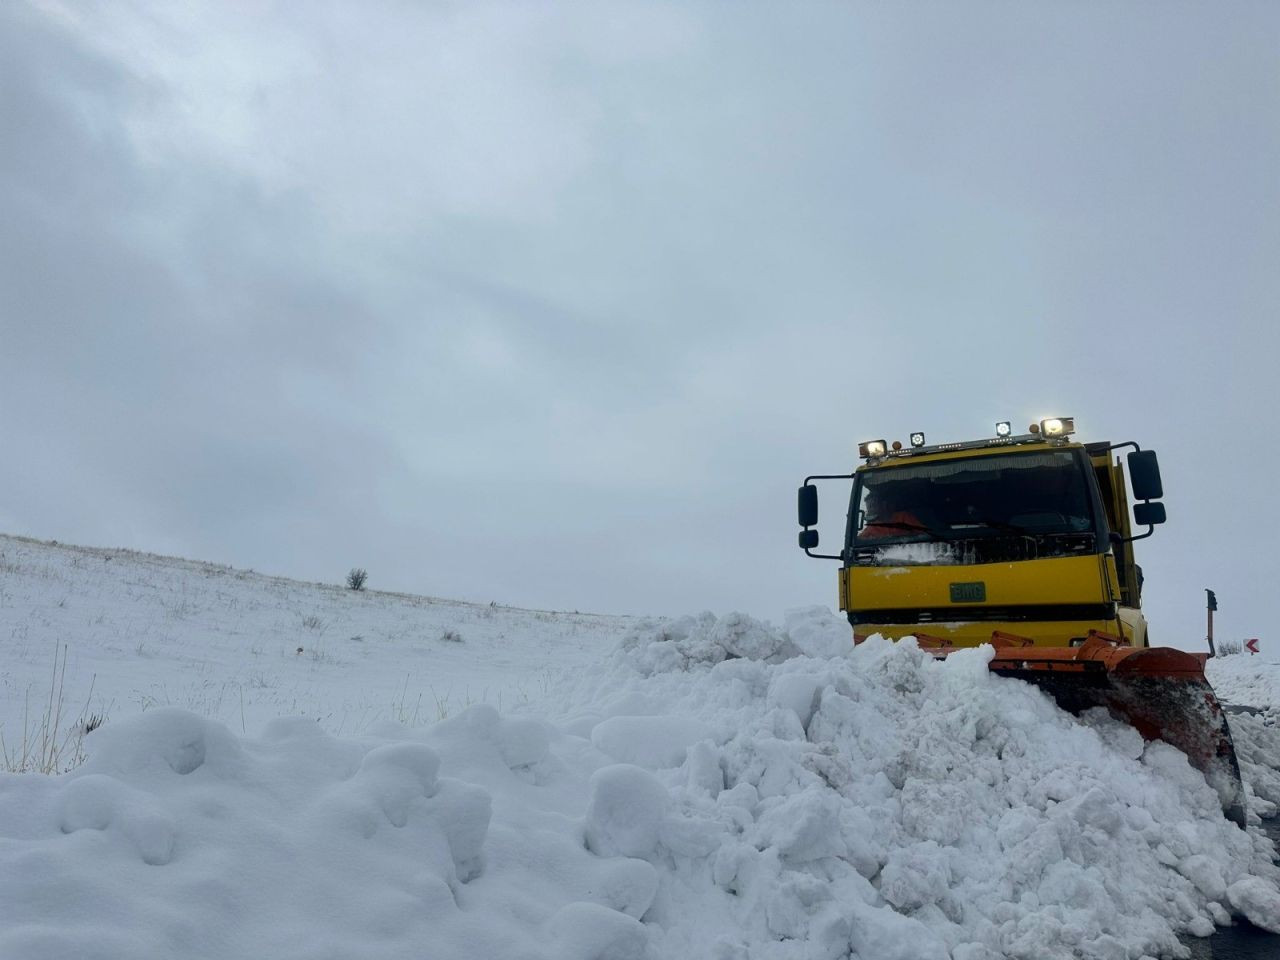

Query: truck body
[836,435,1153,650]
[797,419,1243,825]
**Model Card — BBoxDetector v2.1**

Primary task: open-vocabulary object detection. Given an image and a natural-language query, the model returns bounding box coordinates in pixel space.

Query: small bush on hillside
[346,568,368,591]
[440,629,463,643]
[1217,639,1243,656]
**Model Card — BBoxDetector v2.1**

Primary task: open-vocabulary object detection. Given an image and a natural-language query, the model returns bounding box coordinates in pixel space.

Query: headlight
[1039,417,1075,437]
[995,421,1012,437]
[858,439,887,458]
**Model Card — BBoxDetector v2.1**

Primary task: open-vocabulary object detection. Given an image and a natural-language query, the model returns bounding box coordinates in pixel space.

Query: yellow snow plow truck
[797,418,1245,826]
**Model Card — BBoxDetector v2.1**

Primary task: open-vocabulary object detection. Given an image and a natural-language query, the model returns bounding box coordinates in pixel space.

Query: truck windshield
[851,450,1096,551]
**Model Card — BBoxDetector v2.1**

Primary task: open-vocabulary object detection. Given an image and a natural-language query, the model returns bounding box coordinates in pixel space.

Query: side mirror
[798,529,819,549]
[798,485,818,528]
[1133,501,1166,526]
[1127,450,1164,501]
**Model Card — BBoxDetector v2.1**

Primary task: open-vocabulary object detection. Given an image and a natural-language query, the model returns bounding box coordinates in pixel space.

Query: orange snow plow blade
[978,631,1246,826]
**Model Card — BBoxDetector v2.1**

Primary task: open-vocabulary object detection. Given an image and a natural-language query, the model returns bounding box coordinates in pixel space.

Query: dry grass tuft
[1,644,104,774]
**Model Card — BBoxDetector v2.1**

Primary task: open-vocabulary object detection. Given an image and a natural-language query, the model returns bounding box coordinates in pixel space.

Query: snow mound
[554,609,1280,958]
[3,608,1280,960]
[585,764,669,859]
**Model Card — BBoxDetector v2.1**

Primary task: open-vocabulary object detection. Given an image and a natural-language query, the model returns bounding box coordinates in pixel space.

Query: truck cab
[799,419,1167,650]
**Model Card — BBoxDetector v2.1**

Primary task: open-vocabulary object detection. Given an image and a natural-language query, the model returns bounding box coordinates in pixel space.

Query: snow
[1209,652,1280,718]
[1205,653,1280,820]
[874,543,960,566]
[3,533,1280,959]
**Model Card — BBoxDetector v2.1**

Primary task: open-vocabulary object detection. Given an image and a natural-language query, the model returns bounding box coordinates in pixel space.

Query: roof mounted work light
[909,432,926,447]
[995,421,1012,437]
[858,440,887,458]
[1038,417,1075,438]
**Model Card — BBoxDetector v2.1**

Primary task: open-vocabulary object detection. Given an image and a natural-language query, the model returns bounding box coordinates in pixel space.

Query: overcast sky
[2,1,1277,649]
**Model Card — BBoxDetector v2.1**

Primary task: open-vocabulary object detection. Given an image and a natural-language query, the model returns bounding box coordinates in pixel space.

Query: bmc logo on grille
[950,582,986,603]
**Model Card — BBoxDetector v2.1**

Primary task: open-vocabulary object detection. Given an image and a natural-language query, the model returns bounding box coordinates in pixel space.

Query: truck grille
[848,533,1096,566]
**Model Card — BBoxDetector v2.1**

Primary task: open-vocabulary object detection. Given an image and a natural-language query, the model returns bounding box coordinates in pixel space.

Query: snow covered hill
[2,533,1280,960]
[0,533,633,759]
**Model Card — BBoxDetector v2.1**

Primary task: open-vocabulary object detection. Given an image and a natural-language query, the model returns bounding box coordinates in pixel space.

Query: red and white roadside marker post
[1246,638,1260,655]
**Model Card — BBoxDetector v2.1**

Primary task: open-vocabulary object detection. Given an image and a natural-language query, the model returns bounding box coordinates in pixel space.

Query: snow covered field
[0,534,630,750]
[2,533,1280,960]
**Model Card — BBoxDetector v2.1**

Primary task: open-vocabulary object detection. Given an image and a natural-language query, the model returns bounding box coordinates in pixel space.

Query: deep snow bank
[554,608,1280,958]
[2,608,1280,960]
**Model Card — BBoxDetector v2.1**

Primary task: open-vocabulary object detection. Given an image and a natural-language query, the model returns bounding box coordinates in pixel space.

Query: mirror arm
[804,548,844,560]
[798,473,855,561]
[1103,440,1141,455]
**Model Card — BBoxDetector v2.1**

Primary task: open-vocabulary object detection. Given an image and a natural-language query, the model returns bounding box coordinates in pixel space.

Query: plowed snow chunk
[708,612,800,662]
[685,741,724,796]
[879,841,951,910]
[782,606,856,659]
[584,765,668,859]
[755,788,845,864]
[1224,711,1280,809]
[590,715,712,769]
[768,673,825,729]
[1179,854,1228,900]
[617,611,799,673]
[546,901,649,960]
[459,704,553,768]
[594,857,659,919]
[1228,876,1280,932]
[848,897,949,960]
